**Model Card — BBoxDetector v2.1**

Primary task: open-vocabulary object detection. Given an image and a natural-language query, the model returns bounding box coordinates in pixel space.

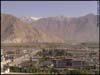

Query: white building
[1,49,10,73]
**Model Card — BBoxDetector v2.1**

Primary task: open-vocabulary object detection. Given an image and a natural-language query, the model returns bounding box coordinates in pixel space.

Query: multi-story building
[51,58,86,70]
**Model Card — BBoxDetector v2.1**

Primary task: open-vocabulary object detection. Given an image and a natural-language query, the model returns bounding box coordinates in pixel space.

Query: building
[1,49,5,72]
[1,49,10,73]
[51,58,86,70]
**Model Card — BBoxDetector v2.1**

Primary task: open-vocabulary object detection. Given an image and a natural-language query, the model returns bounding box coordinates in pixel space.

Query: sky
[1,1,98,17]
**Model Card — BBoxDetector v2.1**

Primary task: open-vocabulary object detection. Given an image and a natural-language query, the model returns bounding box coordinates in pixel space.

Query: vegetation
[35,48,73,57]
[10,66,97,74]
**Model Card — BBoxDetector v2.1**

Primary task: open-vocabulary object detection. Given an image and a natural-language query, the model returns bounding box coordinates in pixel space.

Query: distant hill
[1,13,99,44]
[22,13,98,43]
[1,14,64,43]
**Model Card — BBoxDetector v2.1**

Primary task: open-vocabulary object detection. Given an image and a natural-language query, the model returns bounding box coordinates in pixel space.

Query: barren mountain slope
[24,14,98,43]
[1,14,64,43]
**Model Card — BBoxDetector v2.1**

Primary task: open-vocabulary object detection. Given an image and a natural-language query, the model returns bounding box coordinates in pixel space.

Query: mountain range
[1,13,99,44]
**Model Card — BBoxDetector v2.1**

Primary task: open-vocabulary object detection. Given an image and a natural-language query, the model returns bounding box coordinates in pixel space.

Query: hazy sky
[1,1,98,17]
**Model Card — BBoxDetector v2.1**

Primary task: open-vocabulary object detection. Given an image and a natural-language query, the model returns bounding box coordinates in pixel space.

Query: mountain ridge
[1,13,99,44]
[1,13,64,43]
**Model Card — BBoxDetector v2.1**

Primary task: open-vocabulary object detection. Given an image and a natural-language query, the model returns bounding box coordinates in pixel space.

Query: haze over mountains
[1,13,99,44]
